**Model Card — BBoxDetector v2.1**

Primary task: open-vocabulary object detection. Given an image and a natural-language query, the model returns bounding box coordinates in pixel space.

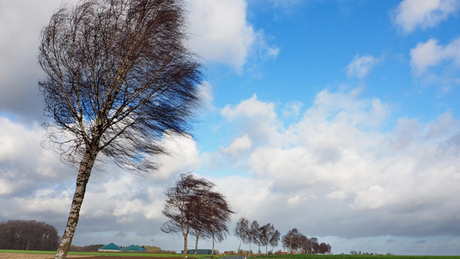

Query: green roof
[122,245,147,252]
[98,243,122,251]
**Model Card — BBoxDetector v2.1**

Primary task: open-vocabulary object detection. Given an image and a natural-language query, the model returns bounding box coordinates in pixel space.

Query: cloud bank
[393,0,460,34]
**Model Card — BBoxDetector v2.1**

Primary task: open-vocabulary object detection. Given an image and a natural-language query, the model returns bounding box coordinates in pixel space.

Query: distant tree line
[0,220,59,251]
[234,217,281,256]
[282,228,331,254]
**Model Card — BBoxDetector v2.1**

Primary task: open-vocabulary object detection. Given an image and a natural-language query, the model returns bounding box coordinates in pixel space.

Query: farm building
[122,244,147,252]
[98,243,122,252]
[183,249,213,255]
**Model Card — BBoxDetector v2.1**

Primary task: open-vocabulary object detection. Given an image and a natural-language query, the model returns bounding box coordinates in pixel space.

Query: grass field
[255,255,460,259]
[2,251,460,259]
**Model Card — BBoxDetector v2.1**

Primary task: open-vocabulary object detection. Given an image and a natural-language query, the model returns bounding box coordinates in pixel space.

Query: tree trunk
[55,150,96,259]
[211,230,215,259]
[183,234,188,259]
[248,240,251,257]
[194,229,200,259]
[237,237,242,255]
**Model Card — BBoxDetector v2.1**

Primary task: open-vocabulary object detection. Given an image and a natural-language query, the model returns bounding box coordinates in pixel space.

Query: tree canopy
[161,173,233,259]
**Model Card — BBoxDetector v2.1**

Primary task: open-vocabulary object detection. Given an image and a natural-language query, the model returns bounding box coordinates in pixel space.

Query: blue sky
[1,0,460,255]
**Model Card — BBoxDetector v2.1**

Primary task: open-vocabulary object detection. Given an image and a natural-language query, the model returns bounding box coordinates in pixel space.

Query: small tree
[38,0,201,258]
[190,187,233,259]
[248,220,259,256]
[259,223,275,254]
[234,217,249,254]
[283,228,299,254]
[161,174,213,259]
[207,196,233,259]
[269,229,280,254]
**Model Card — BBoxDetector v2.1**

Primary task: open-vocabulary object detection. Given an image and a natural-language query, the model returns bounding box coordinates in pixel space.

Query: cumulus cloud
[393,0,460,34]
[0,0,68,119]
[222,134,253,157]
[217,89,460,240]
[221,94,282,145]
[410,38,460,75]
[346,54,383,79]
[150,132,202,180]
[187,0,278,72]
[410,37,460,89]
[283,101,304,118]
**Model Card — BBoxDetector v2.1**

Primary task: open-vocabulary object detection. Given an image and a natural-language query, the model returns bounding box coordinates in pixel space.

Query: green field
[255,255,460,259]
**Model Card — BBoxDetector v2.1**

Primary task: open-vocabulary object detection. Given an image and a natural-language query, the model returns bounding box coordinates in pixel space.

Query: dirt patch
[0,254,182,259]
[0,254,94,259]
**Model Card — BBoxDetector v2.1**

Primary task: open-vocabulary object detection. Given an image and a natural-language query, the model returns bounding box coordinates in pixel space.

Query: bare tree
[208,196,233,259]
[161,174,213,259]
[248,220,259,256]
[310,237,319,254]
[269,229,280,254]
[297,234,309,254]
[259,223,275,254]
[38,0,201,258]
[319,242,331,254]
[283,228,299,254]
[190,186,233,259]
[234,217,249,254]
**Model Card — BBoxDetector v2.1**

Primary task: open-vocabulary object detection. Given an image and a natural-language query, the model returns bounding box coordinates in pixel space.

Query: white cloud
[412,38,460,74]
[187,0,254,70]
[151,131,202,180]
[221,94,282,145]
[393,0,460,34]
[196,81,214,111]
[187,0,278,72]
[222,134,253,157]
[283,101,304,118]
[353,185,389,210]
[0,0,79,119]
[346,54,383,79]
[410,37,460,87]
[217,89,460,240]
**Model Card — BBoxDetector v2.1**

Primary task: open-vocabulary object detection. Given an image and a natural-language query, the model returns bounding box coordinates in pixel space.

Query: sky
[1,0,460,255]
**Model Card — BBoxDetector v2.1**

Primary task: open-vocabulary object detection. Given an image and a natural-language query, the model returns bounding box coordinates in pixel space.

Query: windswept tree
[234,217,249,254]
[283,228,299,254]
[248,220,259,256]
[319,242,331,254]
[162,174,233,259]
[190,187,233,259]
[208,197,233,259]
[310,237,319,254]
[269,229,280,253]
[161,174,213,259]
[298,234,310,254]
[38,0,201,258]
[259,223,274,254]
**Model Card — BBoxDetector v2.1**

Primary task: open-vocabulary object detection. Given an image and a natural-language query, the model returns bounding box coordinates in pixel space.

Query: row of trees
[282,228,331,254]
[161,174,233,259]
[0,220,59,251]
[234,217,281,256]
